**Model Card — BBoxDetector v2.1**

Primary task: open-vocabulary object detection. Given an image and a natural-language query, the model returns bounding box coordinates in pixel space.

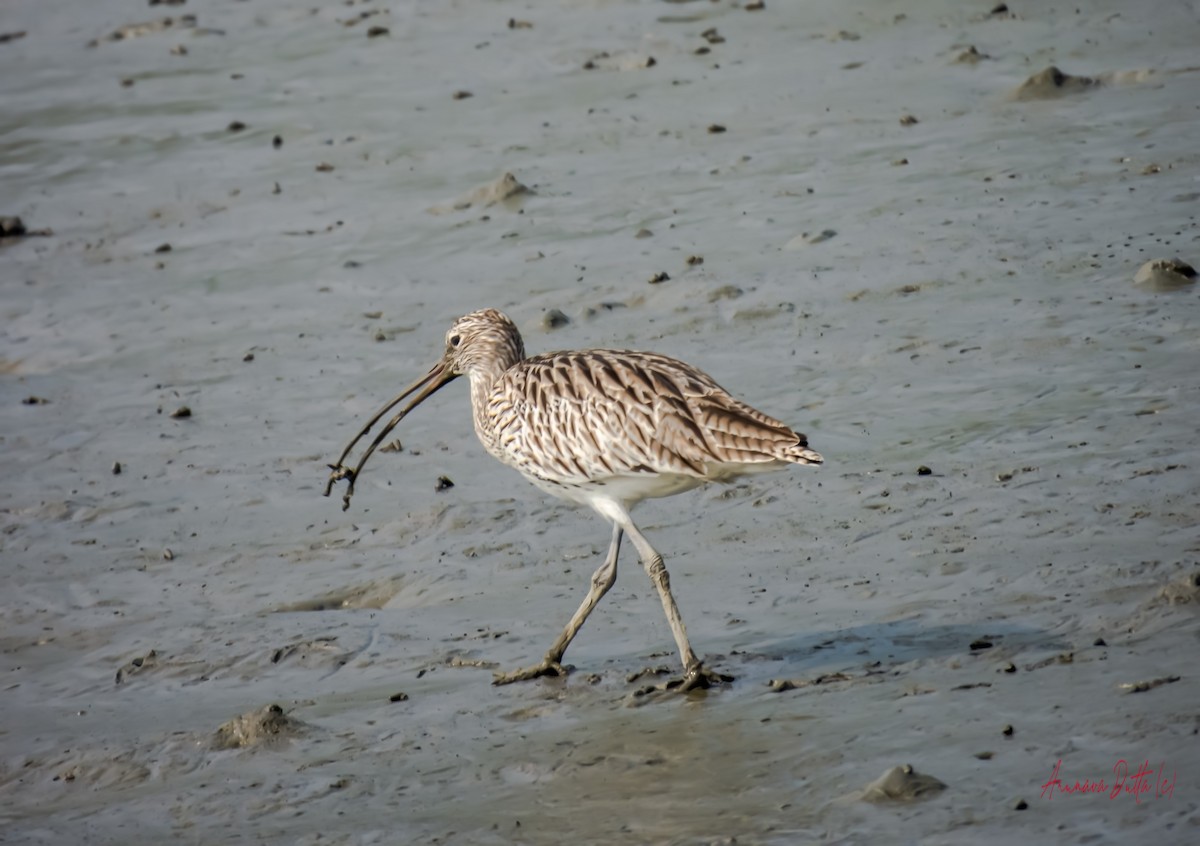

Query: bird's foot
[628,662,734,702]
[492,657,571,686]
[668,662,735,692]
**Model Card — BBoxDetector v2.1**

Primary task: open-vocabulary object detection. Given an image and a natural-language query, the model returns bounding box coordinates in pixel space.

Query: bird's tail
[782,435,823,466]
[788,446,824,465]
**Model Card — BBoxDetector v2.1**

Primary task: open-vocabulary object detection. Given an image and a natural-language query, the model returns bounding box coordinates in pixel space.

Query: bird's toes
[674,663,735,692]
[626,665,734,704]
[491,659,572,686]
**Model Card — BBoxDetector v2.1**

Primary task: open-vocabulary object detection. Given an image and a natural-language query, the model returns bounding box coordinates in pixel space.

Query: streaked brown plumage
[327,308,822,689]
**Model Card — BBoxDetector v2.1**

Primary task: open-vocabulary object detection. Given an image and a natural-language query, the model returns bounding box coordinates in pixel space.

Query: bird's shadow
[724,618,1071,683]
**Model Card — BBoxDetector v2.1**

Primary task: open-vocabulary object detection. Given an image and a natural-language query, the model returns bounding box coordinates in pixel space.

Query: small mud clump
[1134,258,1196,292]
[213,704,307,750]
[860,764,947,803]
[1011,66,1099,100]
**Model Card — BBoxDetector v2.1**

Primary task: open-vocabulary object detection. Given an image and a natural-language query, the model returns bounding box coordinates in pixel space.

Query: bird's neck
[464,328,526,442]
[466,353,517,434]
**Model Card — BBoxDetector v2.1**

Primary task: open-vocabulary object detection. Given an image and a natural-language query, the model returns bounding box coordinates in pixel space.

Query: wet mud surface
[2,0,1198,842]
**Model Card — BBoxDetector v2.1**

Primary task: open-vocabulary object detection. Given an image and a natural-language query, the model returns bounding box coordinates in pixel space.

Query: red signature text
[1041,759,1177,803]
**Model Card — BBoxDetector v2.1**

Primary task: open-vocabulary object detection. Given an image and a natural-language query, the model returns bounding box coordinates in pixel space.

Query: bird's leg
[493,523,622,686]
[621,518,734,691]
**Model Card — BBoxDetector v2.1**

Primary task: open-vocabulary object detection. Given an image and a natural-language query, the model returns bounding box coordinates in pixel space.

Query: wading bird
[326,309,822,690]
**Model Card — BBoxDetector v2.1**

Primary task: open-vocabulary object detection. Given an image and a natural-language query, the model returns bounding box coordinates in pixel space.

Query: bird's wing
[484,349,813,486]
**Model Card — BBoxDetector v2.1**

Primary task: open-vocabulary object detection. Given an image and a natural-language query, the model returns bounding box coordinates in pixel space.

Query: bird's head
[440,308,526,378]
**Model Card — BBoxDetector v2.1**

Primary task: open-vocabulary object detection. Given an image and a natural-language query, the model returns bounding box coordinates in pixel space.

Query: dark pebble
[170,405,192,418]
[969,638,993,650]
[1,216,26,236]
[435,476,454,492]
[272,135,282,149]
[389,691,409,702]
[917,465,932,475]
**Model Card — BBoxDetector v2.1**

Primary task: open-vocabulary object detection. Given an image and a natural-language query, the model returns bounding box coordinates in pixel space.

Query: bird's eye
[449,334,462,348]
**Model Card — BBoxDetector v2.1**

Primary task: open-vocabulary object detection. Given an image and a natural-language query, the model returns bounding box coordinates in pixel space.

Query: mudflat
[2,0,1197,842]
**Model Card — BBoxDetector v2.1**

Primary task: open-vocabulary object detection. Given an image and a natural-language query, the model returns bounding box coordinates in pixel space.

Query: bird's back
[473,348,822,502]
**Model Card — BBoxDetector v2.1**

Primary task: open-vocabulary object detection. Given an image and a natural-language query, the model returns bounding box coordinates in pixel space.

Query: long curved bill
[324,357,458,511]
